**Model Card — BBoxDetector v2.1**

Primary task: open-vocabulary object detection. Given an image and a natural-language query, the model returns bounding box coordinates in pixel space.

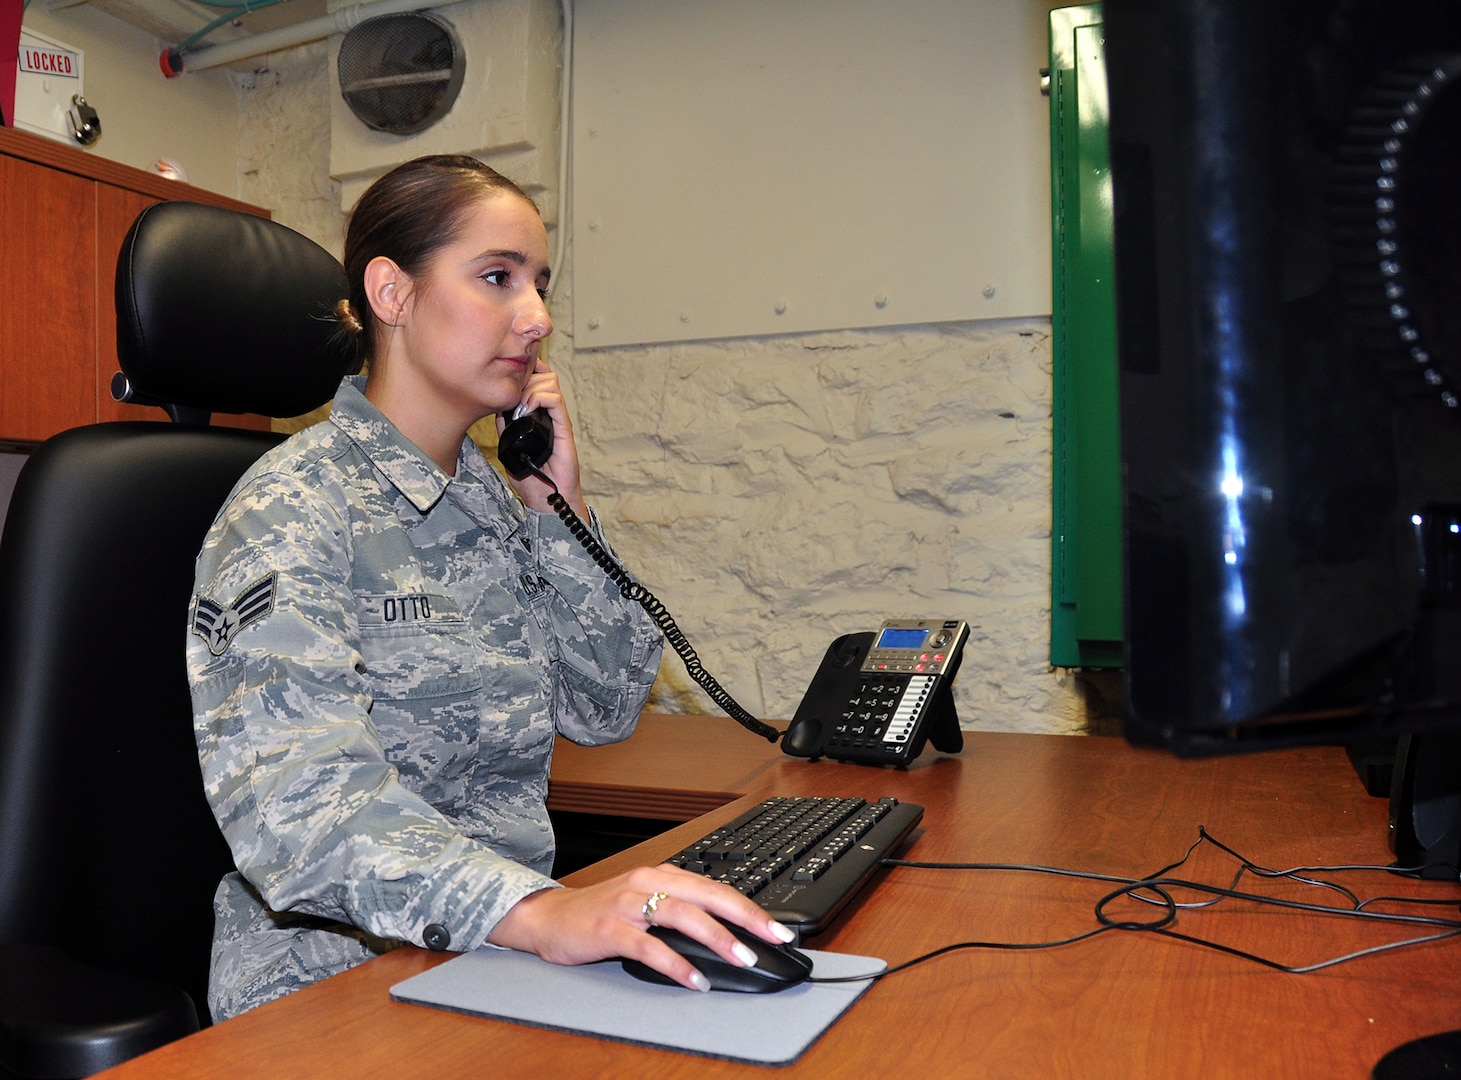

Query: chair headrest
[114,201,356,421]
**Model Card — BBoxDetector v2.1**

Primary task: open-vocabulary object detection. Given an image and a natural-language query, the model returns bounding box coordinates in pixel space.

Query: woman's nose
[516,294,553,340]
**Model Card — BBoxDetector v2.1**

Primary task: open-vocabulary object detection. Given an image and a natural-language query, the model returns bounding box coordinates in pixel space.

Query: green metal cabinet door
[1049,3,1122,668]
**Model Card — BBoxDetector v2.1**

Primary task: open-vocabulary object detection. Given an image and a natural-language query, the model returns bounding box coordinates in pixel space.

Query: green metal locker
[1049,4,1123,668]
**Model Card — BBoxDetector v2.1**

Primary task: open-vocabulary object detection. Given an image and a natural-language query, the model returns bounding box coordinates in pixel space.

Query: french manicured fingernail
[769,921,796,943]
[689,970,712,992]
[732,943,758,967]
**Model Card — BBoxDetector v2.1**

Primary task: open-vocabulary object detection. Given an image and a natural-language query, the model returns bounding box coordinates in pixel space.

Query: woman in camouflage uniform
[187,155,794,1019]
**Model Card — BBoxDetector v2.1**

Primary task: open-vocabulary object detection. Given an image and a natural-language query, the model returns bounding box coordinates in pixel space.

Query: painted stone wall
[236,41,343,251]
[554,321,1096,735]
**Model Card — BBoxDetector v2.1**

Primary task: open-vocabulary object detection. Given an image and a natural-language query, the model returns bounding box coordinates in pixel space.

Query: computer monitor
[1106,0,1461,874]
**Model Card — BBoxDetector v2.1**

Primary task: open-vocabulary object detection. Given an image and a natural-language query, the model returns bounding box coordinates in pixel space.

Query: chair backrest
[0,201,353,1030]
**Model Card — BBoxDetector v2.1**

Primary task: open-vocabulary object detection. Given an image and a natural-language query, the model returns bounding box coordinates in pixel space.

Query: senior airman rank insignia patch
[192,573,277,656]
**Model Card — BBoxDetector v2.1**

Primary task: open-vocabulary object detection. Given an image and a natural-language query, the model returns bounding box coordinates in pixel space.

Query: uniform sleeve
[187,473,558,954]
[526,506,665,746]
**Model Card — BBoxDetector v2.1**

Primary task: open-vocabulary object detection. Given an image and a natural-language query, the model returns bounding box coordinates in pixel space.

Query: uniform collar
[328,377,527,533]
[328,376,458,514]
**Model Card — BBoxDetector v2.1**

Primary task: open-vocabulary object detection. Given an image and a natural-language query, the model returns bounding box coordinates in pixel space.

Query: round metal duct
[337,13,466,136]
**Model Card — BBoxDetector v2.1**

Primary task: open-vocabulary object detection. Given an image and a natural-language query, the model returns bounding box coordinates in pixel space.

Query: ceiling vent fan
[337,12,466,136]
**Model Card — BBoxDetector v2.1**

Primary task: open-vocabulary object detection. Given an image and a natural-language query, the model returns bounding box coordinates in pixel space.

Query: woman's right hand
[495,359,590,520]
[486,863,797,992]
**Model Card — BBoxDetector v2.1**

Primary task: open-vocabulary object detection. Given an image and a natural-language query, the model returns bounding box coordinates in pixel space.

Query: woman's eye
[482,269,510,287]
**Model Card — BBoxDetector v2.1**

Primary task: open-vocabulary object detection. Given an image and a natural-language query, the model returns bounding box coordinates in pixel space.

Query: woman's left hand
[496,359,590,519]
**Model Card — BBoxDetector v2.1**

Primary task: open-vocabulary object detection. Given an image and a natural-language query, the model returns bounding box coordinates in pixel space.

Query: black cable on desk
[808,827,1461,986]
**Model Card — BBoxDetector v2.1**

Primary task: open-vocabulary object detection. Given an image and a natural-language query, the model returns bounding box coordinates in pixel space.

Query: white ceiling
[45,0,329,56]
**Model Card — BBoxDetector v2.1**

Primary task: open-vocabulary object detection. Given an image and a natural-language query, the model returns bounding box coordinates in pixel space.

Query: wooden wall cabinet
[0,125,271,445]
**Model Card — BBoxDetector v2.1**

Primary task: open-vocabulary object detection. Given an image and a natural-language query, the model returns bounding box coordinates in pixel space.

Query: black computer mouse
[621,918,814,993]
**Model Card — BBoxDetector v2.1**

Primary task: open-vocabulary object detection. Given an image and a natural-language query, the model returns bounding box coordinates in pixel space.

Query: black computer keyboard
[666,795,923,938]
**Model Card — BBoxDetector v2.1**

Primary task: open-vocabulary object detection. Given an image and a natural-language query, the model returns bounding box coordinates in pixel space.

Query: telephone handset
[782,619,969,766]
[499,404,554,480]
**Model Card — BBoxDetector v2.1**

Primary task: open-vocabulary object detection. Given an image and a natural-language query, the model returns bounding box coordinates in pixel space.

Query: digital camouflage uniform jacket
[187,377,663,1020]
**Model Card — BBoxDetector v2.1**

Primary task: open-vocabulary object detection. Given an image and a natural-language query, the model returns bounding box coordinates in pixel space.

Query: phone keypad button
[880,675,933,746]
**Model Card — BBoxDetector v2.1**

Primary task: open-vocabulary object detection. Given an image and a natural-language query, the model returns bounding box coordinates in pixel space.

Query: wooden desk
[99,718,1460,1079]
[546,712,788,821]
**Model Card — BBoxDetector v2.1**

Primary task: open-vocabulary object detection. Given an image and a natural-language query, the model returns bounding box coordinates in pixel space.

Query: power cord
[808,827,1461,985]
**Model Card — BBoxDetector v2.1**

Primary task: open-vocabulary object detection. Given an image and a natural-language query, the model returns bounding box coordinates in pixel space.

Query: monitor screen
[1106,0,1461,755]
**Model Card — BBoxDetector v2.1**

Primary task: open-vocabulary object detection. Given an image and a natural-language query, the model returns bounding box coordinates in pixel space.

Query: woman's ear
[363,256,409,326]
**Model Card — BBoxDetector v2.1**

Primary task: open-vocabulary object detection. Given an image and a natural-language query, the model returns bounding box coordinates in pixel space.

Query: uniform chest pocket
[356,592,483,803]
[356,592,483,700]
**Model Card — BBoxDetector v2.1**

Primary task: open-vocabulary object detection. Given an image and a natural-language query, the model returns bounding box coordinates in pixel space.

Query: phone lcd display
[876,628,927,650]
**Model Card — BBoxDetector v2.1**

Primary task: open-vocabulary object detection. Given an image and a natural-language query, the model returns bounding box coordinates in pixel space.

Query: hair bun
[335,298,364,337]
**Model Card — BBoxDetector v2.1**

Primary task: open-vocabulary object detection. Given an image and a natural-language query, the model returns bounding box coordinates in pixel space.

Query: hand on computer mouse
[621,917,814,993]
[486,863,798,993]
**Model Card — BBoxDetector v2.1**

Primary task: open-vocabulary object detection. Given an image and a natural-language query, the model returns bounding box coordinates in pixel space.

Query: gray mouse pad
[389,946,886,1067]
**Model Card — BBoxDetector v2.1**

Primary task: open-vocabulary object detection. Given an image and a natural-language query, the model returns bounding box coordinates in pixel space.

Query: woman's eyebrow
[475,248,529,264]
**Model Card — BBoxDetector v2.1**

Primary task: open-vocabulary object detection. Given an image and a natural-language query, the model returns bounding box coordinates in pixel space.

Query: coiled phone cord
[532,477,781,744]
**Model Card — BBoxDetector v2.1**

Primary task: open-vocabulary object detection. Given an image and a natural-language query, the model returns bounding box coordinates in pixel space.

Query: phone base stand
[925,682,964,755]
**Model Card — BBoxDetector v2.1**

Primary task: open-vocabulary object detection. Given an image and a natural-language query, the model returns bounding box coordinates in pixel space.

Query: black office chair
[0,201,354,1078]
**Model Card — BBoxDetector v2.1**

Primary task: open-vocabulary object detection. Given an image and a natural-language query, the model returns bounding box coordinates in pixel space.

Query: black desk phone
[782,619,969,766]
[499,411,969,764]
